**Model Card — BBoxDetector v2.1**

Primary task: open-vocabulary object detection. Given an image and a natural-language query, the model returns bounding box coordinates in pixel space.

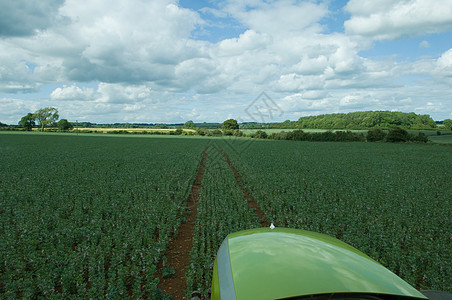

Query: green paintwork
[212,227,427,300]
[211,259,220,299]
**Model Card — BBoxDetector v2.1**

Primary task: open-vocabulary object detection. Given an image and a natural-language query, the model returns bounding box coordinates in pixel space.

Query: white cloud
[437,48,452,71]
[1,0,452,123]
[96,83,153,103]
[222,0,327,35]
[345,0,452,40]
[419,40,430,48]
[50,84,95,101]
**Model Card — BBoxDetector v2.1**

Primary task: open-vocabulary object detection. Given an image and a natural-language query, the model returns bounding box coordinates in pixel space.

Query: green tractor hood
[211,227,427,300]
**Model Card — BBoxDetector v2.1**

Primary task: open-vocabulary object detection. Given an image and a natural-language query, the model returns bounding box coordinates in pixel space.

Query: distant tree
[0,122,7,127]
[366,128,387,142]
[34,107,59,131]
[443,119,452,131]
[254,130,268,139]
[222,129,234,136]
[195,127,207,136]
[155,123,168,129]
[386,127,409,142]
[184,120,195,129]
[211,129,222,136]
[233,130,243,137]
[19,113,36,131]
[413,132,428,143]
[57,119,74,131]
[222,119,239,130]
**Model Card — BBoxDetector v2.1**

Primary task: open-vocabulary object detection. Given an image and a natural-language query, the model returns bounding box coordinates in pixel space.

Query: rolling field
[1,133,451,298]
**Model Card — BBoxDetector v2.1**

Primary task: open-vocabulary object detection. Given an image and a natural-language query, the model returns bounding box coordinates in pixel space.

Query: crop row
[221,139,452,292]
[185,142,261,298]
[0,134,208,298]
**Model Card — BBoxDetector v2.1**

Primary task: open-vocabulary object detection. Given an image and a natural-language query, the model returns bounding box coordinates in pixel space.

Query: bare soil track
[156,143,267,299]
[220,149,269,227]
[156,144,209,299]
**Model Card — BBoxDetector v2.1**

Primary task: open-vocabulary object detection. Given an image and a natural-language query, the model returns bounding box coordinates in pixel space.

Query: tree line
[242,111,443,130]
[4,110,452,133]
[18,107,73,131]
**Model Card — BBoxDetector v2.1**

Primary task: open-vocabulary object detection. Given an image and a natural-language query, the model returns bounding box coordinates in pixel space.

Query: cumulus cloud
[1,0,452,123]
[0,0,64,37]
[222,0,328,35]
[437,49,452,70]
[345,0,452,40]
[50,84,95,101]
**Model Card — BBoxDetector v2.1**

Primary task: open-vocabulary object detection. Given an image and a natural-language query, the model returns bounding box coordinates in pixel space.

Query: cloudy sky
[1,0,452,124]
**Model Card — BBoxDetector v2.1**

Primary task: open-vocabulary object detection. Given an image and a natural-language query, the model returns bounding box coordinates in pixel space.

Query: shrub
[367,128,387,142]
[211,129,222,136]
[413,132,428,143]
[254,130,268,139]
[222,129,234,136]
[386,127,409,142]
[233,130,243,137]
[286,130,310,141]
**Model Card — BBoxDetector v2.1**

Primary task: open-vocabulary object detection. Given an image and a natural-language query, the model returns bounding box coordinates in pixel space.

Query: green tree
[184,120,195,129]
[57,119,74,131]
[254,130,268,139]
[19,113,36,131]
[386,127,409,142]
[222,119,239,130]
[443,119,452,131]
[366,128,387,142]
[34,107,59,131]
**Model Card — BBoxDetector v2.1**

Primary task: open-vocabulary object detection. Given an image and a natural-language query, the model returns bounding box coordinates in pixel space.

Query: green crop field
[429,134,452,144]
[1,133,451,298]
[0,133,208,298]
[221,139,452,293]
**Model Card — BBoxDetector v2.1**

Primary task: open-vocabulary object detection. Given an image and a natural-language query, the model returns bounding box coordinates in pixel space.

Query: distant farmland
[1,133,451,298]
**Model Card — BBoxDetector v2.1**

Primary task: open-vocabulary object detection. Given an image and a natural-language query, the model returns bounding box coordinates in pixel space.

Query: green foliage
[386,127,409,142]
[297,111,437,130]
[196,128,207,136]
[253,130,268,139]
[367,128,387,142]
[0,134,208,298]
[184,120,195,129]
[0,121,8,127]
[222,129,234,136]
[412,132,428,143]
[233,130,243,137]
[263,129,365,142]
[443,119,452,131]
[162,268,176,278]
[222,119,239,130]
[34,107,59,131]
[211,129,222,136]
[186,144,260,298]
[57,119,74,131]
[174,128,183,135]
[19,113,36,131]
[155,123,168,129]
[385,128,428,143]
[221,139,452,293]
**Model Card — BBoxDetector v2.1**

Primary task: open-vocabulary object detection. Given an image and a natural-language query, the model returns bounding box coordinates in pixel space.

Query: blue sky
[1,0,452,124]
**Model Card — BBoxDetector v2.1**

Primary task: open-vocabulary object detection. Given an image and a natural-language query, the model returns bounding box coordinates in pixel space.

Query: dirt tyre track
[156,144,209,299]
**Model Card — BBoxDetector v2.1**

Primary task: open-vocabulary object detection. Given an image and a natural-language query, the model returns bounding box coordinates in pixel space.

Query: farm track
[156,144,209,299]
[220,148,269,227]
